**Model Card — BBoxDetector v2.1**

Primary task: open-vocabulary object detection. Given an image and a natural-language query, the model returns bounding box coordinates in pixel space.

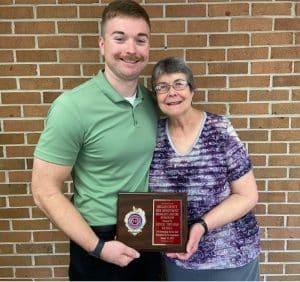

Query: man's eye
[114,37,125,42]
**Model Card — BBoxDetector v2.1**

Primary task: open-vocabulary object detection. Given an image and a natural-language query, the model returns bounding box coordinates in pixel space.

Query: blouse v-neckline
[166,112,207,156]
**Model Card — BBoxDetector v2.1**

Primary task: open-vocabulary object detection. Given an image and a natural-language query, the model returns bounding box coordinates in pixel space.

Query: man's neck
[103,70,138,98]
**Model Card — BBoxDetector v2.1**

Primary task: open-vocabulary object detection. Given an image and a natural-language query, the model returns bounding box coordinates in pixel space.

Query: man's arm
[31,157,140,266]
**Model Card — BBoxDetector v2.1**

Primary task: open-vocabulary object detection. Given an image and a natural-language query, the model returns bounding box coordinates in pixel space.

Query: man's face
[99,16,150,83]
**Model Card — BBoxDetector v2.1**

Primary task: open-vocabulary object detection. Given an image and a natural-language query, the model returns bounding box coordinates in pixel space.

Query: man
[31,1,161,280]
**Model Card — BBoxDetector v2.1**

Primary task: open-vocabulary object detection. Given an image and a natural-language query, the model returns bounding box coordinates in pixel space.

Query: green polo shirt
[34,70,158,225]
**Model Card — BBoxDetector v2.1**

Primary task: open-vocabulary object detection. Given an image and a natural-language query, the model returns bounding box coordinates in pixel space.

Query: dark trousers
[69,225,164,281]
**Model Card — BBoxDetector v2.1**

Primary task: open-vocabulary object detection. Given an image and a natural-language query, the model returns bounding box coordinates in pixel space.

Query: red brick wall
[0,0,299,280]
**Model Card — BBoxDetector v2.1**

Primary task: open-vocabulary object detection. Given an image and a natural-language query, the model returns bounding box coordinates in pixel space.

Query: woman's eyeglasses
[154,80,189,95]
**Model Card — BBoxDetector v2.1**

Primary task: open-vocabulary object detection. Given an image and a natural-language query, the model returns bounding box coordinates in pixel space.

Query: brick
[0,7,33,19]
[59,50,99,63]
[37,6,77,18]
[254,168,286,178]
[0,35,34,49]
[207,90,247,102]
[62,77,90,90]
[210,34,249,46]
[0,106,21,118]
[38,35,79,48]
[15,267,52,279]
[273,75,300,87]
[272,130,300,141]
[260,263,283,274]
[6,146,35,158]
[229,76,270,88]
[250,90,289,101]
[0,50,13,62]
[0,231,31,242]
[1,92,41,104]
[259,192,285,202]
[59,0,98,3]
[55,242,69,253]
[256,216,284,227]
[288,241,300,251]
[194,104,226,116]
[186,49,225,61]
[269,205,300,215]
[252,3,292,16]
[166,4,205,17]
[250,155,266,167]
[3,119,44,132]
[16,243,52,254]
[208,3,249,17]
[0,78,17,90]
[20,78,60,90]
[0,244,13,254]
[0,64,37,76]
[195,76,226,89]
[16,0,56,3]
[236,130,268,141]
[275,19,300,31]
[53,266,68,278]
[16,50,57,62]
[231,18,272,31]
[252,32,293,46]
[150,49,184,62]
[0,22,12,34]
[250,117,289,129]
[82,36,99,48]
[15,21,55,34]
[269,251,300,262]
[208,62,248,74]
[23,105,50,117]
[188,20,228,32]
[151,20,185,33]
[271,47,300,59]
[58,21,98,33]
[251,61,292,74]
[230,118,248,129]
[248,143,287,154]
[33,230,68,242]
[13,219,50,230]
[0,184,27,195]
[269,180,300,192]
[9,195,35,207]
[286,264,300,274]
[0,208,29,219]
[79,5,104,18]
[0,268,13,278]
[272,103,300,115]
[0,256,32,266]
[228,47,268,60]
[0,159,25,170]
[292,118,300,128]
[43,91,62,104]
[35,254,69,265]
[9,171,32,182]
[167,34,206,48]
[230,103,269,115]
[288,192,300,203]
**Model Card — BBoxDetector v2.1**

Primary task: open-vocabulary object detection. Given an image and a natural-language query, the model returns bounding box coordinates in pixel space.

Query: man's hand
[100,240,140,267]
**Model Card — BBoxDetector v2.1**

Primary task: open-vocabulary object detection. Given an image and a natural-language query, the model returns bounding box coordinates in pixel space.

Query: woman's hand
[165,223,204,260]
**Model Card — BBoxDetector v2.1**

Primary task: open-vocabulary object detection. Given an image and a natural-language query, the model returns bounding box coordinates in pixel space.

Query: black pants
[69,225,164,281]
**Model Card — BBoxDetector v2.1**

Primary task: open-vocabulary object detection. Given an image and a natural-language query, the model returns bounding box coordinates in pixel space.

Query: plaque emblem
[124,206,146,236]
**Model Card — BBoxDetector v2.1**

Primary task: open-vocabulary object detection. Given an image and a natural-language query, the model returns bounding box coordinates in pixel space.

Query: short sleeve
[224,119,252,182]
[34,95,84,166]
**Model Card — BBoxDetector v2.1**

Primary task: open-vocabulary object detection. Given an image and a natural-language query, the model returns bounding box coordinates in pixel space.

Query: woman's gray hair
[151,57,195,94]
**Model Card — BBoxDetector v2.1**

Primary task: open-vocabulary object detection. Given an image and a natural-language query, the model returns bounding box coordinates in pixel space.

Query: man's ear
[98,36,105,56]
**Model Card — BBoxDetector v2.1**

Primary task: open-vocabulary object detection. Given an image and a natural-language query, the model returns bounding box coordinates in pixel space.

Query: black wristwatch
[189,218,208,235]
[89,239,105,258]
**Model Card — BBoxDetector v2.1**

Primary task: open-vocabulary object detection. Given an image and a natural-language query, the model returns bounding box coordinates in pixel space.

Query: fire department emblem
[124,206,146,236]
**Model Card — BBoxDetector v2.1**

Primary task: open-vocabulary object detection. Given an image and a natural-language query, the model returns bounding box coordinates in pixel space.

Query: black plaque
[116,192,188,252]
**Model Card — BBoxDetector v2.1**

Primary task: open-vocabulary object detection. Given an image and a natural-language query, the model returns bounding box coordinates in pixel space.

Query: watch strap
[89,239,105,258]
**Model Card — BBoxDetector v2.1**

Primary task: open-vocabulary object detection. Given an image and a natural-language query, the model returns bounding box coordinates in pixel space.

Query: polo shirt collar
[95,70,144,104]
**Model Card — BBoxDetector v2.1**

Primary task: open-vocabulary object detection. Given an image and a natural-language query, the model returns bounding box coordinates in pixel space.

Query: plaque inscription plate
[117,192,187,252]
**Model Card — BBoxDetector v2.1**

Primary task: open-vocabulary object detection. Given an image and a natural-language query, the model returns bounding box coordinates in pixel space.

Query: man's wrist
[89,239,105,258]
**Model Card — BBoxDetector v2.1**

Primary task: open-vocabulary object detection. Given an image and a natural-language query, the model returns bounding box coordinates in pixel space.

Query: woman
[149,57,260,281]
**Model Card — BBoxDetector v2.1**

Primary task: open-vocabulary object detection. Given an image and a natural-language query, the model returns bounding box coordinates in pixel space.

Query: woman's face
[154,72,194,118]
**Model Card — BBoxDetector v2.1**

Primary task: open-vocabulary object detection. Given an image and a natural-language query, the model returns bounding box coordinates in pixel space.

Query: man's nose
[126,39,137,53]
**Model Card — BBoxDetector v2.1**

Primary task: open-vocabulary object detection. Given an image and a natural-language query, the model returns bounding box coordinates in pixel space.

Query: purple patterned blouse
[149,112,260,270]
